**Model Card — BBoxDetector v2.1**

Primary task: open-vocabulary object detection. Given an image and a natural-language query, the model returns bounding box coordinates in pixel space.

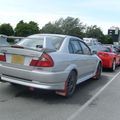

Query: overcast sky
[0,0,120,34]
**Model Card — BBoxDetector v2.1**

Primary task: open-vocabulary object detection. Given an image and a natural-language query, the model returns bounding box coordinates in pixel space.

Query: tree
[41,22,62,34]
[41,17,85,38]
[85,25,104,41]
[15,20,39,37]
[61,17,85,37]
[0,23,14,36]
[29,21,40,34]
[101,35,113,44]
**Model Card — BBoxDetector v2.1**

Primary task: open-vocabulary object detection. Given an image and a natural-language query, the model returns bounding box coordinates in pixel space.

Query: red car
[97,46,120,71]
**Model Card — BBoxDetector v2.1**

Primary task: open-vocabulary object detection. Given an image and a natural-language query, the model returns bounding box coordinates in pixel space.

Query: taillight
[0,53,6,61]
[30,53,54,67]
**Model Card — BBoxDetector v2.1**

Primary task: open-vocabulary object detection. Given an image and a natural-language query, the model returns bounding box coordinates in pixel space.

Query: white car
[0,34,9,46]
[0,34,102,97]
[83,38,102,52]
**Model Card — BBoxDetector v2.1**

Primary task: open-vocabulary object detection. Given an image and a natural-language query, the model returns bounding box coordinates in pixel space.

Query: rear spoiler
[0,45,56,53]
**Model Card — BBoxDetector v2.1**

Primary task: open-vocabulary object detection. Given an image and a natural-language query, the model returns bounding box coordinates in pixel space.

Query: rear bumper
[1,74,66,90]
[0,64,69,90]
[102,59,112,68]
[98,57,112,68]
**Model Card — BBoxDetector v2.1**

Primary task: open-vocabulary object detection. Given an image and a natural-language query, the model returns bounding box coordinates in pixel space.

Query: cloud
[0,0,120,34]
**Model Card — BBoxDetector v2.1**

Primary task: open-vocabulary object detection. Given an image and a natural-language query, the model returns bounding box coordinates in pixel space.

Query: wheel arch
[65,64,78,77]
[95,60,102,75]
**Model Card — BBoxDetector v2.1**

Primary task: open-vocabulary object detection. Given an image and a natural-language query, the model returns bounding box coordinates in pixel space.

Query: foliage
[15,20,39,37]
[41,22,62,34]
[41,17,85,38]
[0,17,114,44]
[0,23,14,36]
[100,35,113,44]
[85,25,104,40]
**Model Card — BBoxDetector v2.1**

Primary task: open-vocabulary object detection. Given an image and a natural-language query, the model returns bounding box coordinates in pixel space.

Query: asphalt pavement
[0,68,120,120]
[68,70,120,120]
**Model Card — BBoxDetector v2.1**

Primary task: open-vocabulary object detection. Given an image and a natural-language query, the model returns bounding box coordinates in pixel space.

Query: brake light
[0,53,6,61]
[30,53,54,67]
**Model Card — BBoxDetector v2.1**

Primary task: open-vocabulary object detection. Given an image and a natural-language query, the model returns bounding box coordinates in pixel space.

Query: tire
[111,59,116,72]
[65,71,77,97]
[93,63,102,80]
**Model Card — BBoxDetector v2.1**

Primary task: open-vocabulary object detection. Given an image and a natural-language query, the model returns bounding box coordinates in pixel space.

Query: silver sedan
[0,34,102,97]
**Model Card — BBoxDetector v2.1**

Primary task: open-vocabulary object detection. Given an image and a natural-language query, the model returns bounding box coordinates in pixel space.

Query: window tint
[69,39,83,54]
[80,42,91,55]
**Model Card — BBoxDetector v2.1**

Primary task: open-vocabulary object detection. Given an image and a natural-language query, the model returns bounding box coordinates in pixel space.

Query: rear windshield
[17,35,64,50]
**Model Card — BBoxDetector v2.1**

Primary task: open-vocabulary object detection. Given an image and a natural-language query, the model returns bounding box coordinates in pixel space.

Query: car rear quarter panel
[50,52,99,79]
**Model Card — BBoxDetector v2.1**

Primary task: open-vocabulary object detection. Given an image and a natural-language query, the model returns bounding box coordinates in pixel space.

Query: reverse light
[30,53,54,67]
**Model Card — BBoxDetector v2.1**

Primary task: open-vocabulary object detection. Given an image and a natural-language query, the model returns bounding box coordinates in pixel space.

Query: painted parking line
[67,70,120,120]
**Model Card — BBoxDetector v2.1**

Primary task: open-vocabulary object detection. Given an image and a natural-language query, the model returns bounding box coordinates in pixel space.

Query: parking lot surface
[0,68,120,120]
[69,69,120,120]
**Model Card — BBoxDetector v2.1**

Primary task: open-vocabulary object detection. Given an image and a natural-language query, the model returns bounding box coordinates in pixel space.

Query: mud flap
[56,81,67,96]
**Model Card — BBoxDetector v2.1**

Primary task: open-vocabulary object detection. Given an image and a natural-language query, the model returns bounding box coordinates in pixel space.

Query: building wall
[108,27,120,42]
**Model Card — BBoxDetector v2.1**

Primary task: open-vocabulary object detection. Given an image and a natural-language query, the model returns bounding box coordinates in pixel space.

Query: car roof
[28,34,67,38]
[28,33,82,40]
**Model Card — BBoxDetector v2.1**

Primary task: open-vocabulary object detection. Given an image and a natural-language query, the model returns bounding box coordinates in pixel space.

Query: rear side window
[46,36,64,50]
[69,39,83,54]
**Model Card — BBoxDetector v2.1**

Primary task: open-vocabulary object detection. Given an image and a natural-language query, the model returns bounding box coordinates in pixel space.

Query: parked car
[0,34,9,46]
[97,45,120,71]
[0,34,102,97]
[83,38,103,52]
[113,44,120,52]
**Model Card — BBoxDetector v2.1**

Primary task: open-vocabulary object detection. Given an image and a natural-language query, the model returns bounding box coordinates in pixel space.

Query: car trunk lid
[0,46,55,67]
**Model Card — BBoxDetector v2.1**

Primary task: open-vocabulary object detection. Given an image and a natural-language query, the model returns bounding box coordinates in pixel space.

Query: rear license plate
[11,55,24,64]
